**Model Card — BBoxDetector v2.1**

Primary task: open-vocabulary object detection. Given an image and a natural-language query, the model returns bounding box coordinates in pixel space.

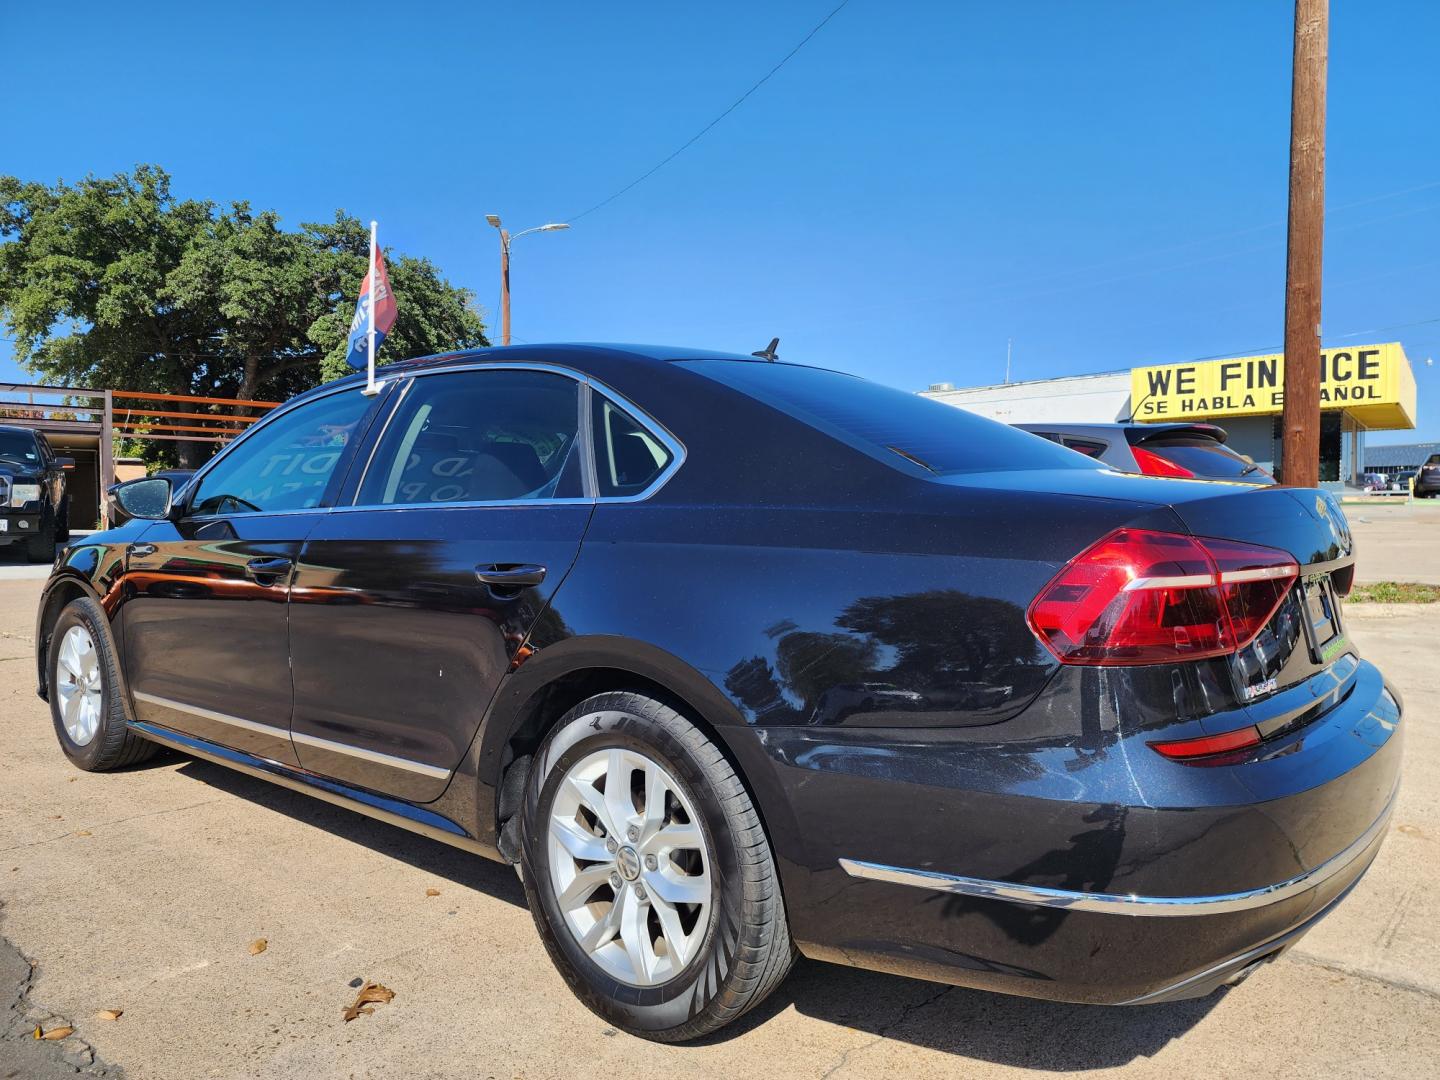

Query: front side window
[188,391,373,516]
[591,395,673,497]
[357,369,581,506]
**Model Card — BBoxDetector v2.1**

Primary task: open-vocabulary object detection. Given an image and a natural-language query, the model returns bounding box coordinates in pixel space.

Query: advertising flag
[344,242,397,370]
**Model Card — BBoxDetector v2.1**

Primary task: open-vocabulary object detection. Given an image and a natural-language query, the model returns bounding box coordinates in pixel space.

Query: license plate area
[1299,574,1343,663]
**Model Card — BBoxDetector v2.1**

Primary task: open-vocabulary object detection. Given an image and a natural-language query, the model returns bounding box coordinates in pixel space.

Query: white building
[921,372,1132,426]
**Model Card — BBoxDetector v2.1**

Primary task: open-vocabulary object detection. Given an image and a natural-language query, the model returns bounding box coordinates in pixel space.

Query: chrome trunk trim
[839,785,1396,916]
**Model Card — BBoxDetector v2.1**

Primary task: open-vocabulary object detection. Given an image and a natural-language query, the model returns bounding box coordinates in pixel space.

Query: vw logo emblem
[616,846,642,881]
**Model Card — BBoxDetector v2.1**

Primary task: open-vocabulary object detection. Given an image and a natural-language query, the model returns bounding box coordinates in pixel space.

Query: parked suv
[35,346,1399,1041]
[0,424,73,560]
[1415,455,1440,498]
[1017,421,1274,482]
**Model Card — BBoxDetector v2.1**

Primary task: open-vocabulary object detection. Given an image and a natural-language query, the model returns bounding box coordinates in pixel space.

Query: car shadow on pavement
[155,754,1220,1069]
[167,756,528,908]
[700,957,1225,1068]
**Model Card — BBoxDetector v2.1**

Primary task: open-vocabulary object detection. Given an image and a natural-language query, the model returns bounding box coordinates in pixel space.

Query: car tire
[26,514,55,562]
[48,596,158,771]
[55,497,70,542]
[519,691,794,1042]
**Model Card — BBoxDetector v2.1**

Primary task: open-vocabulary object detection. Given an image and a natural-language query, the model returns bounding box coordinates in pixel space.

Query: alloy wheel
[546,746,713,987]
[55,624,103,746]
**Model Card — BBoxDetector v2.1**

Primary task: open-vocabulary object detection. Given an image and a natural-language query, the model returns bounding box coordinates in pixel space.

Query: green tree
[0,165,487,463]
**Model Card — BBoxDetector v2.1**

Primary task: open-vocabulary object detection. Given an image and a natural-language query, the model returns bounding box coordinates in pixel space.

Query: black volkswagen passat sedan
[35,345,1401,1041]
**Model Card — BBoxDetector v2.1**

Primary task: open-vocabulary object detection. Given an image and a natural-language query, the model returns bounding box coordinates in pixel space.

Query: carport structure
[0,382,278,530]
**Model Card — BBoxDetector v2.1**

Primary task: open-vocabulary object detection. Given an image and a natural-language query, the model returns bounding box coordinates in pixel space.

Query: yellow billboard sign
[1131,342,1415,430]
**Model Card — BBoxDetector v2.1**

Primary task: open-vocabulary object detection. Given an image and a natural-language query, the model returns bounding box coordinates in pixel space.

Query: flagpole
[362,219,380,396]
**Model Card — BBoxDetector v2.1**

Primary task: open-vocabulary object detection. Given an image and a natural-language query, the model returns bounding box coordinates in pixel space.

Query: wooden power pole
[1280,0,1328,487]
[499,228,512,347]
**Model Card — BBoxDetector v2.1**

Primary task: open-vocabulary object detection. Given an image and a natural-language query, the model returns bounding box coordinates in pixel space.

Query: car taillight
[1027,528,1299,666]
[1131,445,1194,478]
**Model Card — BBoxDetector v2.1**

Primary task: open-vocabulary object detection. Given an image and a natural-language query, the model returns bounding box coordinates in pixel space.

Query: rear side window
[679,360,1096,475]
[358,370,581,505]
[592,395,673,497]
[1139,437,1269,481]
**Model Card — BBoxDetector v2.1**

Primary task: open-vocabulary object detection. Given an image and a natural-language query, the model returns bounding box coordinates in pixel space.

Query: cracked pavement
[0,576,1437,1078]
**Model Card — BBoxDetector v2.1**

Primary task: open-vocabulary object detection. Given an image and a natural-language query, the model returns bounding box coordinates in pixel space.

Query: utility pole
[498,227,512,346]
[486,215,570,348]
[1280,0,1327,487]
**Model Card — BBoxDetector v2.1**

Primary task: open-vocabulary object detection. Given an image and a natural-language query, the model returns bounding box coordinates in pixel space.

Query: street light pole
[486,215,569,347]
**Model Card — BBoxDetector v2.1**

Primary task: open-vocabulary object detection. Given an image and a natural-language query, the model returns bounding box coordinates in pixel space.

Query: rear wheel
[520,691,794,1042]
[48,597,157,771]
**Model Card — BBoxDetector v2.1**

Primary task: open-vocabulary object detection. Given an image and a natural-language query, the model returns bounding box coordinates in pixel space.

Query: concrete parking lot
[1345,499,1440,584]
[1,577,1438,1079]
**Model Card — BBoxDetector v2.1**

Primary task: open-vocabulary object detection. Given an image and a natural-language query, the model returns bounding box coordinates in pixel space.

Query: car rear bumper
[751,660,1403,1005]
[817,784,1391,1004]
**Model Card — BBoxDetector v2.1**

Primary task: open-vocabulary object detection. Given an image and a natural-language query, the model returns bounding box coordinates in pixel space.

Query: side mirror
[54,456,76,470]
[112,476,174,521]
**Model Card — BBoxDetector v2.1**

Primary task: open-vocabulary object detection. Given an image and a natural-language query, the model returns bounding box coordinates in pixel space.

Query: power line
[567,0,853,223]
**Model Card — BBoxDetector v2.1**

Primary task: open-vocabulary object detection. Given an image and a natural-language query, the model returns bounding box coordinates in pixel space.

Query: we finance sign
[1131,342,1416,431]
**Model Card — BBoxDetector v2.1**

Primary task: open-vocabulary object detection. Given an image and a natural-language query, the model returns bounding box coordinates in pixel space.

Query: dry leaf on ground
[39,1026,75,1040]
[97,1009,123,1021]
[425,888,440,897]
[342,981,396,1022]
[74,830,92,837]
[248,939,268,955]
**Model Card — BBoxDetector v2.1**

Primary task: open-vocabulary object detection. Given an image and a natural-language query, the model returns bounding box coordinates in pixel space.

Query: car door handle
[245,556,293,583]
[128,543,157,558]
[475,563,547,588]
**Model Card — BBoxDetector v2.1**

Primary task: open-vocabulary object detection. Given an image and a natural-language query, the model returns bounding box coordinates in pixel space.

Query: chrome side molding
[128,720,490,857]
[838,785,1396,917]
[132,690,452,780]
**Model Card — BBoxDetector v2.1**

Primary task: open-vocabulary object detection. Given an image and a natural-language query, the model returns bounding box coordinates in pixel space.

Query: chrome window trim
[587,381,686,504]
[330,498,595,515]
[838,783,1397,917]
[133,690,452,780]
[344,359,686,510]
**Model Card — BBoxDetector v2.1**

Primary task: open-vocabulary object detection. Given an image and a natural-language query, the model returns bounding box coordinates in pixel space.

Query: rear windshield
[678,360,1097,475]
[1140,437,1271,481]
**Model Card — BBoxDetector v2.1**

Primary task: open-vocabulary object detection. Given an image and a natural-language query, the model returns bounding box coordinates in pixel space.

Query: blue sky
[3,0,1438,444]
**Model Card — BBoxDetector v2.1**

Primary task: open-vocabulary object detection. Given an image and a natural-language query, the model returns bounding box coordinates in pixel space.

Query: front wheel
[520,691,794,1042]
[48,597,157,771]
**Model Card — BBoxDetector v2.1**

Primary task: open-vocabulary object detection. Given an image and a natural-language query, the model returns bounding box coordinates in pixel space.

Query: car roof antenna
[752,337,780,362]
